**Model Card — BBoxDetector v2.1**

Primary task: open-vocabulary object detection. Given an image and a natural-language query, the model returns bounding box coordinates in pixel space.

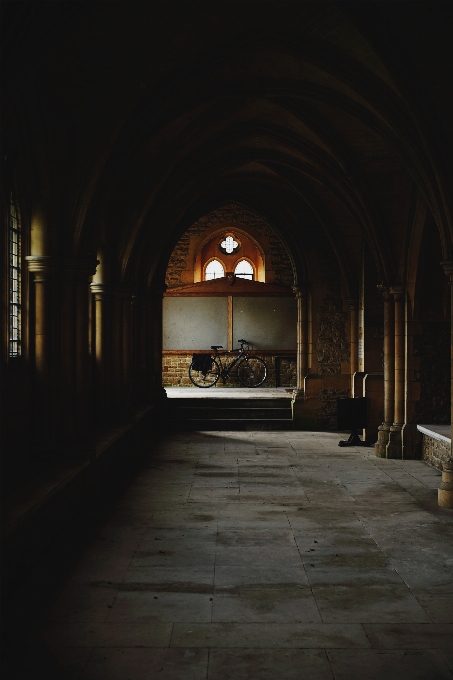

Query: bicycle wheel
[237,356,267,387]
[189,358,220,388]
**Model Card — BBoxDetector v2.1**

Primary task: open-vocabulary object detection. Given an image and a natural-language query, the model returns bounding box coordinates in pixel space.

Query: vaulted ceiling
[3,1,452,293]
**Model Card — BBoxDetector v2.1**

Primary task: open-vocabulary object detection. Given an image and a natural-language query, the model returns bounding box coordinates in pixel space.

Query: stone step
[172,407,292,419]
[168,397,292,409]
[171,419,294,431]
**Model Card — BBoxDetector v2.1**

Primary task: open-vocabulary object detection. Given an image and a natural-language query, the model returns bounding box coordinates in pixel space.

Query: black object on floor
[337,397,368,446]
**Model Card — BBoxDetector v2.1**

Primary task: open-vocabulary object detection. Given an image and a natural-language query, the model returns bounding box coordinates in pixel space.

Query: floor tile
[363,623,453,649]
[80,647,209,680]
[41,620,172,647]
[171,622,371,648]
[207,648,333,679]
[106,589,213,622]
[312,584,431,623]
[327,648,452,680]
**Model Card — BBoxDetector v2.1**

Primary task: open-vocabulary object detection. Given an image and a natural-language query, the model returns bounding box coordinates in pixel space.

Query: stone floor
[21,430,453,679]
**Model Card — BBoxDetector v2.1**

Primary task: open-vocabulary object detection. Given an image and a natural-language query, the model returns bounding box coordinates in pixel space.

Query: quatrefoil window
[219,234,239,255]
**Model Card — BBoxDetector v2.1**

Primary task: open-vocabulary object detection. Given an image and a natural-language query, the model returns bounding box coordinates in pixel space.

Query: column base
[375,423,391,457]
[386,424,403,459]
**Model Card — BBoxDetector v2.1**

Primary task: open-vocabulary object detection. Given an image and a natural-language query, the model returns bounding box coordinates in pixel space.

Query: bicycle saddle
[210,345,223,350]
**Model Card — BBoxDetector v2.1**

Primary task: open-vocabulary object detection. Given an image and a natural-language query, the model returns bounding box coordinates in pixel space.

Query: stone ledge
[417,425,451,470]
[416,424,451,444]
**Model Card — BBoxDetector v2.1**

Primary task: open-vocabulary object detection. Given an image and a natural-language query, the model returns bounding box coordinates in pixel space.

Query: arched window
[9,190,21,356]
[234,259,254,280]
[205,259,225,280]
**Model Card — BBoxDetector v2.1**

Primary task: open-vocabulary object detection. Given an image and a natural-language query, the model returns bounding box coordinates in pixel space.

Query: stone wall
[318,388,350,430]
[316,256,349,375]
[162,353,296,388]
[421,434,451,470]
[166,203,293,287]
[414,320,450,425]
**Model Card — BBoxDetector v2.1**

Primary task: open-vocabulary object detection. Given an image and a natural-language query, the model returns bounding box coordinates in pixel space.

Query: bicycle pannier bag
[191,354,213,374]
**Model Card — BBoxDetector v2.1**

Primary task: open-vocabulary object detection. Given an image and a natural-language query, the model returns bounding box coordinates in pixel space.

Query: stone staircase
[167,395,293,430]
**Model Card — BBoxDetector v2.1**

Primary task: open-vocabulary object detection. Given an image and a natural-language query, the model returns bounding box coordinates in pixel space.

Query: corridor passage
[28,431,452,679]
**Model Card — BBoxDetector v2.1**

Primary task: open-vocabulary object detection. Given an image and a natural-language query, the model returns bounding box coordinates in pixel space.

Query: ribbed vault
[3,1,452,296]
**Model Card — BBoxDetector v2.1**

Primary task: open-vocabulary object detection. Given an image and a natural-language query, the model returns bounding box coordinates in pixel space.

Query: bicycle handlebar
[237,339,247,345]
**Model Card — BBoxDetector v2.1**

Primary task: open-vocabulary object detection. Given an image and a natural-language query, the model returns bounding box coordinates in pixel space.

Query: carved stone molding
[389,284,405,299]
[441,260,453,283]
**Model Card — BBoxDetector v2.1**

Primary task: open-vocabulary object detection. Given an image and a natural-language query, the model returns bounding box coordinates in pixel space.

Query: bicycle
[189,339,267,388]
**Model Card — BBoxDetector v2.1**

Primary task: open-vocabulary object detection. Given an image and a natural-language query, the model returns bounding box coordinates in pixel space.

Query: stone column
[441,261,453,445]
[90,282,111,421]
[27,255,96,459]
[386,285,406,459]
[346,297,359,390]
[375,287,395,457]
[292,286,308,428]
[150,283,168,403]
[293,286,308,392]
[130,294,142,407]
[138,296,155,404]
[60,257,97,457]
[111,285,135,419]
[26,256,58,451]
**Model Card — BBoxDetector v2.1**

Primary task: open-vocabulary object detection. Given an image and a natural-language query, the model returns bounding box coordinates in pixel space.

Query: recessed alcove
[163,208,297,388]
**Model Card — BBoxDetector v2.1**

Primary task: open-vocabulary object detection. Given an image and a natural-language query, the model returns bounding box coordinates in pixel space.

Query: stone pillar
[346,297,359,390]
[111,285,135,419]
[293,286,308,391]
[375,287,395,457]
[90,282,111,421]
[292,286,308,427]
[26,256,58,450]
[135,297,148,403]
[59,257,97,457]
[136,296,155,404]
[441,261,453,445]
[27,255,96,459]
[386,285,406,459]
[150,283,168,403]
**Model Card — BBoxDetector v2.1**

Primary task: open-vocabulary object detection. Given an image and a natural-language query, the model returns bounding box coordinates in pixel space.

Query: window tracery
[219,234,239,255]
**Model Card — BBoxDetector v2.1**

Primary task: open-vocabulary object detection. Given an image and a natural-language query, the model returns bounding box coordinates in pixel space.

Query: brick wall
[162,353,296,388]
[166,203,293,287]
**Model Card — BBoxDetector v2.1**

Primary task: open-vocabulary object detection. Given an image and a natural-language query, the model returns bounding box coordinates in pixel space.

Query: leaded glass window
[9,191,21,356]
[234,259,254,280]
[205,259,225,280]
[219,234,239,255]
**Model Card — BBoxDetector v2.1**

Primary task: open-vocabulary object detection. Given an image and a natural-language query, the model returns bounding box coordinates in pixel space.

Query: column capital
[441,260,453,283]
[26,255,58,275]
[377,284,391,299]
[90,282,110,296]
[389,284,405,298]
[62,256,98,281]
[292,285,307,299]
[26,255,97,280]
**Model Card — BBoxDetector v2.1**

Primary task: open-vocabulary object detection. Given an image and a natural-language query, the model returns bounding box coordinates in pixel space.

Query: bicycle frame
[212,347,247,383]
